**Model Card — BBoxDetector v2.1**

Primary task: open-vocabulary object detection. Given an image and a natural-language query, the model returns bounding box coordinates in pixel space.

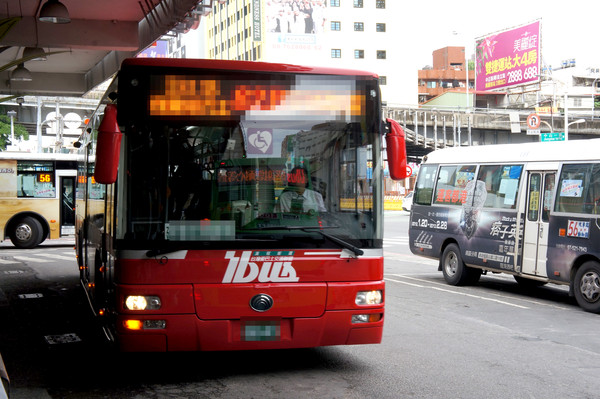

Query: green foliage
[0,113,29,150]
[595,96,600,110]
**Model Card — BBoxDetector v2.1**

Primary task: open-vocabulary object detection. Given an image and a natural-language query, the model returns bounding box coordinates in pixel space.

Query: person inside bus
[277,166,326,214]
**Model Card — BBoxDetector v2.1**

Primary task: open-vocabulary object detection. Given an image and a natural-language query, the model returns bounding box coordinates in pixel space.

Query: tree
[0,110,29,150]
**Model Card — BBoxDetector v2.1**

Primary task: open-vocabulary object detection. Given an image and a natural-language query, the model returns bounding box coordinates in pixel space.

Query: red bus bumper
[115,310,383,352]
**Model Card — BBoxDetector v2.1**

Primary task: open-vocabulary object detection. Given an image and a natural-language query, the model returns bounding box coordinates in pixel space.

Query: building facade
[198,0,411,105]
[418,46,475,105]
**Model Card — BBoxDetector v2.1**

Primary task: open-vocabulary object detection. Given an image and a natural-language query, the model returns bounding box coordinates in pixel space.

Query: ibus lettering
[222,251,300,283]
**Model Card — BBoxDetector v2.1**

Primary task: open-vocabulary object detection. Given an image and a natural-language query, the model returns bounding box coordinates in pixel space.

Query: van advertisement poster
[475,20,541,91]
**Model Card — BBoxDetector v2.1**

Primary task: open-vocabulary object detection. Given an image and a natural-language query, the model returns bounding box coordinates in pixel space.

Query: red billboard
[475,20,541,91]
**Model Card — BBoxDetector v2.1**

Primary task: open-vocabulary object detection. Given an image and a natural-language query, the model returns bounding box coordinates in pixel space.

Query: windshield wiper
[250,226,364,257]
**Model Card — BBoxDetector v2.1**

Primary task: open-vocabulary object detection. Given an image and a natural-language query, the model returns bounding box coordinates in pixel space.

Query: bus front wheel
[441,243,481,286]
[10,216,43,249]
[574,261,600,313]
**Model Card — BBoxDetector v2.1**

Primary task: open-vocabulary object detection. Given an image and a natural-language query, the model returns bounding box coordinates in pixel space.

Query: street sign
[406,165,413,177]
[541,132,565,142]
[527,113,541,129]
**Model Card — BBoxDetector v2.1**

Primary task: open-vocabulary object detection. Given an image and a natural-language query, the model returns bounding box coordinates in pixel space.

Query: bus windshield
[116,68,382,249]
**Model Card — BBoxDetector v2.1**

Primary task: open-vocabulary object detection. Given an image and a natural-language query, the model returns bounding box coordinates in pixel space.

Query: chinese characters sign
[475,21,541,91]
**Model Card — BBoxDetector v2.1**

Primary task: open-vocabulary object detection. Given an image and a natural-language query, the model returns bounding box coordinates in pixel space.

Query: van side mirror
[385,118,408,180]
[94,104,122,184]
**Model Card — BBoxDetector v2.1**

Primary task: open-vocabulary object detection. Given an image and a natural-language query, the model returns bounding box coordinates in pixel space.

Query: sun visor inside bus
[94,104,122,184]
[385,118,408,180]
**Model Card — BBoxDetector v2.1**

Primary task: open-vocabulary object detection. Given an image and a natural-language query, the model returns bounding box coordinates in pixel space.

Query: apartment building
[418,46,475,105]
[200,0,410,105]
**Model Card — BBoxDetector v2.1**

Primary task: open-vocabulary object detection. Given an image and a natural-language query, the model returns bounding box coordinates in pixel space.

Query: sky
[395,0,597,71]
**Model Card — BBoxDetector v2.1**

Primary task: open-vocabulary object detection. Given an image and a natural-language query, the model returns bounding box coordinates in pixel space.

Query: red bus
[75,58,406,351]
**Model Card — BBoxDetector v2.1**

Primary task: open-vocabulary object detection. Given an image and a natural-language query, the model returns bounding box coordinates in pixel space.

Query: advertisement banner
[475,20,541,91]
[264,0,328,63]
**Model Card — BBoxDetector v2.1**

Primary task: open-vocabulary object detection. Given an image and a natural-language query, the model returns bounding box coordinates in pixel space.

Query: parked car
[402,192,413,212]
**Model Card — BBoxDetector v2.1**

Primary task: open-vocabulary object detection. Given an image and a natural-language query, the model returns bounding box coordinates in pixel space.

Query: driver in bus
[278,166,326,214]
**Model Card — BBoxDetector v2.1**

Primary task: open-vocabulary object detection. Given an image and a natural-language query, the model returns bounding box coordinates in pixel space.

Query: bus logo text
[223,251,299,283]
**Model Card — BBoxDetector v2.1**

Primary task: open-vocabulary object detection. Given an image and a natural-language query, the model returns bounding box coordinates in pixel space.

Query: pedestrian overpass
[385,106,600,163]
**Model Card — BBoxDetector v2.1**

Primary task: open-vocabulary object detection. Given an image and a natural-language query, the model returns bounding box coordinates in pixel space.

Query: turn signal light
[351,313,383,324]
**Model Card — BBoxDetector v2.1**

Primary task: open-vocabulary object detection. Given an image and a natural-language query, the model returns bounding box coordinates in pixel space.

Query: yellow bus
[0,152,78,248]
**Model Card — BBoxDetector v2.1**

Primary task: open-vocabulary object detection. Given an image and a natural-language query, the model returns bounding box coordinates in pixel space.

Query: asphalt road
[1,212,600,398]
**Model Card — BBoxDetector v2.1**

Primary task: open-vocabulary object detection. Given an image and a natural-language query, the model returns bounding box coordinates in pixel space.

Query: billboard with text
[475,20,541,91]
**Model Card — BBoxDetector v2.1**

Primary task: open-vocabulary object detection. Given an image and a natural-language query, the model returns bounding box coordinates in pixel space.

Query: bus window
[414,164,437,205]
[17,161,56,198]
[433,165,475,206]
[477,164,522,209]
[555,163,600,214]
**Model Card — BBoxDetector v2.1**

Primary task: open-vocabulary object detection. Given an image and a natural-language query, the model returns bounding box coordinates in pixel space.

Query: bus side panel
[0,199,60,240]
[410,204,520,272]
[546,215,600,283]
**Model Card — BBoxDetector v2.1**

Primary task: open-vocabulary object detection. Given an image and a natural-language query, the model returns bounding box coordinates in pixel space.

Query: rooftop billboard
[475,20,541,91]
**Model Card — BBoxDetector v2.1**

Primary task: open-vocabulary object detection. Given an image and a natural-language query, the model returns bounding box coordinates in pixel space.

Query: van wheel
[574,261,600,313]
[441,243,480,285]
[10,216,43,249]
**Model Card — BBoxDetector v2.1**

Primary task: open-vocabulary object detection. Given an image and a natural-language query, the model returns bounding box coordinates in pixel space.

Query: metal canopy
[0,0,204,97]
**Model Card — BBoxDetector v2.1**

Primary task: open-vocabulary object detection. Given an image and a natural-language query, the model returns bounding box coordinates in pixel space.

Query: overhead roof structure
[0,0,208,97]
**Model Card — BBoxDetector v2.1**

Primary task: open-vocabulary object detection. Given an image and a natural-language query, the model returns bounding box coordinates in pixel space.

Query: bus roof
[0,152,79,162]
[423,138,600,165]
[122,58,379,79]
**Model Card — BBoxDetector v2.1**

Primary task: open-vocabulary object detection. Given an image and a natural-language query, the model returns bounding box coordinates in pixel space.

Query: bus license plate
[241,321,280,341]
[567,220,590,238]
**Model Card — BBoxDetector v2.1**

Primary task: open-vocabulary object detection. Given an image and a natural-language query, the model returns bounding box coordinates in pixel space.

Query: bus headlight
[355,290,383,306]
[124,295,161,310]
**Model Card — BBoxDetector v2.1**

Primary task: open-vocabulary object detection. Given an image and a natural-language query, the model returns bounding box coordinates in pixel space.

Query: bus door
[58,172,76,236]
[522,171,556,277]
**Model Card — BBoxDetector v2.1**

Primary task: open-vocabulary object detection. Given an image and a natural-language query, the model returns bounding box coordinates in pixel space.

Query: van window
[555,163,600,214]
[476,164,523,209]
[414,164,437,205]
[433,165,476,206]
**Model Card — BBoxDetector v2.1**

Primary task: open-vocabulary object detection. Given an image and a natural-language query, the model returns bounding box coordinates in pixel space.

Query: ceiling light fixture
[11,63,33,81]
[23,46,47,61]
[38,0,71,24]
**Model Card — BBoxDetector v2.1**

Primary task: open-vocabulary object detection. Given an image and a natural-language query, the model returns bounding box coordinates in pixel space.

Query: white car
[402,192,413,212]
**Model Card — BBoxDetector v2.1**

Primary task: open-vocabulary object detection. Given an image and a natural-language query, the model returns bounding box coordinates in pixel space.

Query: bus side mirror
[94,104,122,184]
[385,118,408,180]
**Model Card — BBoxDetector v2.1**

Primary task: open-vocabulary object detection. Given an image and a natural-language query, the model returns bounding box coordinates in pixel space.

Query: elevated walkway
[385,106,600,162]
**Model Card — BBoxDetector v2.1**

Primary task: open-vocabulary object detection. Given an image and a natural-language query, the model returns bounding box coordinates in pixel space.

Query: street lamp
[567,118,585,132]
[538,74,572,140]
[7,110,17,144]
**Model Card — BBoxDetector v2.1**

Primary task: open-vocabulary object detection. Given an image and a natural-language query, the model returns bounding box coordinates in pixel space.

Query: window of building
[354,22,364,31]
[376,23,386,32]
[377,50,387,59]
[376,0,385,8]
[331,21,341,31]
[379,76,387,85]
[331,49,341,58]
[354,50,364,59]
[330,0,340,6]
[354,0,363,8]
